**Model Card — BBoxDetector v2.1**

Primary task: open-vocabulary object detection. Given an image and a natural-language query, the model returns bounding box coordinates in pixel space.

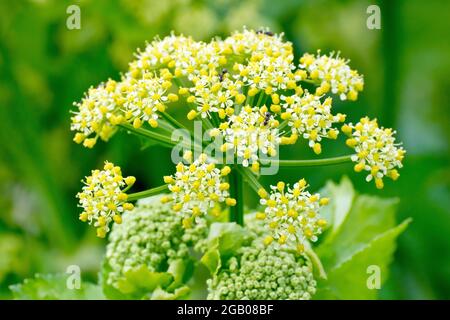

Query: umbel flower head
[77,161,136,238]
[299,51,364,101]
[207,242,316,300]
[163,153,236,226]
[280,92,344,154]
[342,117,405,189]
[71,28,360,158]
[258,179,328,252]
[105,195,207,290]
[71,80,125,148]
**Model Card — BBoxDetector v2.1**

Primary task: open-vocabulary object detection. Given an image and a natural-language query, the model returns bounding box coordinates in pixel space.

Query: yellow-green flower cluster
[77,162,136,238]
[226,31,296,92]
[163,154,236,226]
[342,117,405,189]
[216,105,280,169]
[280,92,344,154]
[71,80,124,148]
[71,74,178,148]
[299,51,364,101]
[258,180,328,251]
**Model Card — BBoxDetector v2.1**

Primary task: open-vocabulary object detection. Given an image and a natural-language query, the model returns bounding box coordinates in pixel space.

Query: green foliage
[10,274,104,300]
[314,177,410,299]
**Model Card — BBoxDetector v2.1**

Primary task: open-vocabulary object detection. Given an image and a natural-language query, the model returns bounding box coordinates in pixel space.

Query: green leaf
[201,222,251,275]
[166,259,194,291]
[150,286,191,300]
[200,248,221,275]
[9,274,104,300]
[314,177,411,299]
[319,176,355,240]
[207,222,251,257]
[115,265,173,297]
[100,260,131,300]
[317,194,399,269]
[315,219,411,299]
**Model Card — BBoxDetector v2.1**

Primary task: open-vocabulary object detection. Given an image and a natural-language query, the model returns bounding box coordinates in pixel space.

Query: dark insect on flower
[219,68,228,82]
[263,112,272,126]
[256,29,274,36]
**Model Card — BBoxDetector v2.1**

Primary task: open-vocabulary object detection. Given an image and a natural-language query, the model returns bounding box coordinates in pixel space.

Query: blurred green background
[0,0,448,299]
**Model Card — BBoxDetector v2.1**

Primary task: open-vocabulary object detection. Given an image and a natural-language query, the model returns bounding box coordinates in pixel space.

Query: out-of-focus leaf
[201,222,251,276]
[9,274,104,300]
[100,260,130,300]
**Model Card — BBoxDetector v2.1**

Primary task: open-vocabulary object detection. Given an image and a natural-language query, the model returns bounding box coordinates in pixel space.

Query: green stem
[127,184,169,202]
[161,112,190,133]
[236,166,265,194]
[202,116,215,131]
[229,166,244,226]
[278,119,290,132]
[255,92,266,107]
[265,155,353,167]
[119,123,177,148]
[301,79,320,85]
[210,112,220,128]
[119,123,202,153]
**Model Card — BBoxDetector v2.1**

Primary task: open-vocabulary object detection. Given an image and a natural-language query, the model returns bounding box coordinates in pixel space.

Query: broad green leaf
[317,192,399,270]
[319,176,355,241]
[314,178,411,299]
[315,219,411,299]
[116,265,173,297]
[9,274,104,300]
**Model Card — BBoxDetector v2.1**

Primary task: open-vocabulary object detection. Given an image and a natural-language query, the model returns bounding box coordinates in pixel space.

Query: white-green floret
[104,195,207,289]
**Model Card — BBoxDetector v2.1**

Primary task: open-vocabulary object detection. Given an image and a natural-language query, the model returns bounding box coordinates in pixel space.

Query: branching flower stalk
[71,28,406,300]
